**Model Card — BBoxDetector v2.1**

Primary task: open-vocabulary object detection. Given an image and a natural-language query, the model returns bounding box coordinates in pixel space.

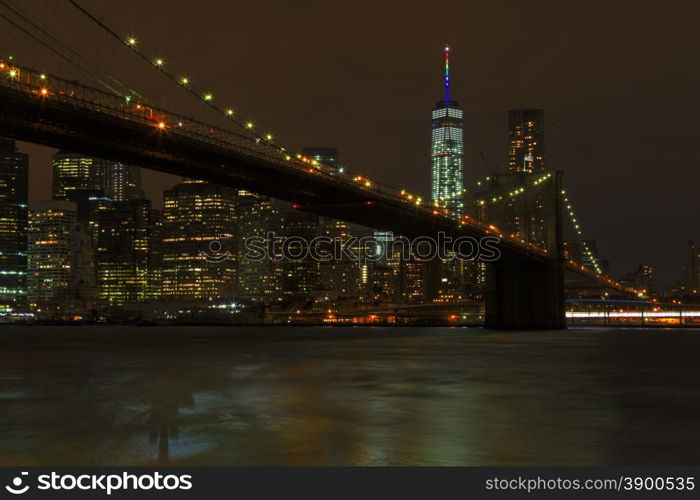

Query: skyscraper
[105,162,144,201]
[430,45,464,215]
[94,199,153,305]
[282,206,320,297]
[507,109,545,173]
[683,240,700,295]
[0,138,28,312]
[52,151,105,202]
[160,180,238,301]
[237,191,285,302]
[27,201,77,312]
[52,152,144,215]
[27,200,96,316]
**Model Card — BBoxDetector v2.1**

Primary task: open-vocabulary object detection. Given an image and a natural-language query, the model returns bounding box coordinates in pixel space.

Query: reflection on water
[1,326,699,466]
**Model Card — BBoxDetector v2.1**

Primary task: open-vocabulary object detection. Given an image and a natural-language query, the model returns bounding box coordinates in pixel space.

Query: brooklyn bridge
[0,0,638,328]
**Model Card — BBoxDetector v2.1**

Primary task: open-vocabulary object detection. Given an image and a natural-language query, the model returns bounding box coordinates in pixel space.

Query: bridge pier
[485,259,566,329]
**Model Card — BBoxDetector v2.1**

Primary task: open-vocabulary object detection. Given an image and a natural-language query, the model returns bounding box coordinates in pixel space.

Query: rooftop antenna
[444,44,450,103]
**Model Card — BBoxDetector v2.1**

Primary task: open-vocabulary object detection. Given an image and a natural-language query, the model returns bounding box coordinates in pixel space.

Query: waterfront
[0,326,699,466]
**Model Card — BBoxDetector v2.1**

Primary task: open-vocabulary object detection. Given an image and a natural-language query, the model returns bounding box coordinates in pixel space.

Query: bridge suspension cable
[561,188,603,274]
[0,0,141,99]
[66,0,315,170]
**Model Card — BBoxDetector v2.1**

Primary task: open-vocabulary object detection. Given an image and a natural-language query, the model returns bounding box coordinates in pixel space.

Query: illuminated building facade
[161,181,237,300]
[507,109,545,173]
[684,240,700,295]
[146,209,163,300]
[0,138,28,312]
[52,151,105,202]
[282,206,319,297]
[237,191,285,302]
[94,199,152,305]
[27,201,77,312]
[52,151,144,224]
[431,45,464,215]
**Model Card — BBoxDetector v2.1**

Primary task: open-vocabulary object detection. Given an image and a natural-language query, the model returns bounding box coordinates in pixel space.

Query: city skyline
[1,0,700,473]
[13,0,700,287]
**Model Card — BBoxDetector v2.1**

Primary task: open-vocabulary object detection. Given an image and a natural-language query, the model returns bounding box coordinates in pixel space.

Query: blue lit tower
[430,44,464,215]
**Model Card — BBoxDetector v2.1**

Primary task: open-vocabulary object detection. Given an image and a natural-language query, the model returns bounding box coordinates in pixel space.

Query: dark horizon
[15,0,700,288]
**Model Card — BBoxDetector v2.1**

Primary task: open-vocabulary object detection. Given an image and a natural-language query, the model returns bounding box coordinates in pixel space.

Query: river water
[0,326,698,466]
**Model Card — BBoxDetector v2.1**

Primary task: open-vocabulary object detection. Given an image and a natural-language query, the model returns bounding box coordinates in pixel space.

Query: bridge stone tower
[478,170,566,329]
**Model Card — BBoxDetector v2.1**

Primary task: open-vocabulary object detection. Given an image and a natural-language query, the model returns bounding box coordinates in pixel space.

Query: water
[0,326,699,466]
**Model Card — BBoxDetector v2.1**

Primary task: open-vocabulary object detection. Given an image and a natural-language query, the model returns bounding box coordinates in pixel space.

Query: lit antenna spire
[444,44,450,103]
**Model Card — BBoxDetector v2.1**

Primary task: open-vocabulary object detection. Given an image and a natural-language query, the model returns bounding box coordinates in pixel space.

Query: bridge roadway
[0,65,627,328]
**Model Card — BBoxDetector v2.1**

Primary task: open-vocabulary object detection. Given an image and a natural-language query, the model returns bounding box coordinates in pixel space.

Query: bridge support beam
[484,259,566,330]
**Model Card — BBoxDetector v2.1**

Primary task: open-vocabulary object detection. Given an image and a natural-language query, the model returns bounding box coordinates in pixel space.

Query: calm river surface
[0,326,698,466]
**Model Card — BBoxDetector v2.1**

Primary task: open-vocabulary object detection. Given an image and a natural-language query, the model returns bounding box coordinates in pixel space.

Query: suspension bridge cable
[0,7,126,97]
[66,0,280,149]
[561,188,603,274]
[0,0,140,99]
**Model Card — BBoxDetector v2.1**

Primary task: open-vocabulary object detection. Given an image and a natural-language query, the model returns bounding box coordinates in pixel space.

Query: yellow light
[39,88,49,96]
[180,76,189,85]
[226,108,234,116]
[8,69,17,78]
[127,37,137,46]
[154,58,165,66]
[203,93,213,101]
[246,122,254,129]
[265,133,273,141]
[39,73,46,80]
[157,121,167,129]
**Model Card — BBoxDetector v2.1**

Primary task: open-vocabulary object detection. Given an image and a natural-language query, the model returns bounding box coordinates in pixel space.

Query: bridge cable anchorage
[66,0,330,175]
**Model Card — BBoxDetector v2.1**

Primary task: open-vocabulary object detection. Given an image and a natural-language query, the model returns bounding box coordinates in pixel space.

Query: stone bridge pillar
[482,170,566,329]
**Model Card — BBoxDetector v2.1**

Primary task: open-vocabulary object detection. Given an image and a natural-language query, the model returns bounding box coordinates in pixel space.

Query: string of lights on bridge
[561,189,603,275]
[64,0,335,174]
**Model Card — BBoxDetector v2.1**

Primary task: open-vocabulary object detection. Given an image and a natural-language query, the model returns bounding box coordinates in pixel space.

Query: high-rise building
[51,151,105,202]
[28,200,96,315]
[282,206,320,297]
[0,138,28,312]
[105,162,144,201]
[621,263,654,295]
[237,191,285,302]
[27,201,77,312]
[70,224,97,310]
[683,240,700,295]
[507,109,545,173]
[430,45,464,215]
[94,199,152,305]
[146,209,163,301]
[161,180,238,300]
[52,151,144,224]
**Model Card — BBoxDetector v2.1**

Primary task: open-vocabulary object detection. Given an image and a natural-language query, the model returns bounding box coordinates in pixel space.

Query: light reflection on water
[1,326,699,466]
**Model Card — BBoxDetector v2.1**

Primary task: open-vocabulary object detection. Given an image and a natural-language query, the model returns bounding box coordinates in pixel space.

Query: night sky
[18,0,700,287]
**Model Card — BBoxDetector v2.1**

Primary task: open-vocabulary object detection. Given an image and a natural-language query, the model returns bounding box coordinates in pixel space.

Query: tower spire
[444,44,450,103]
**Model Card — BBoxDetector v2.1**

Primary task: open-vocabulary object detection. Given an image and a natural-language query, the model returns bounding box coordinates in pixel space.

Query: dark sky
[18,0,700,287]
